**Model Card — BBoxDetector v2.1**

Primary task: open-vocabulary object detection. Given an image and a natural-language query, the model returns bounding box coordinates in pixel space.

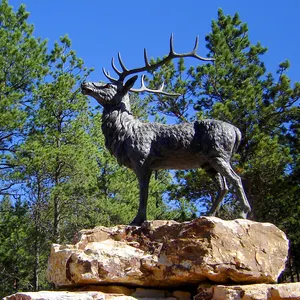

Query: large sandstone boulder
[47,217,288,287]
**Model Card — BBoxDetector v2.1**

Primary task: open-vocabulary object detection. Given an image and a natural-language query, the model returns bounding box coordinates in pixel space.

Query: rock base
[47,217,289,287]
[4,283,300,300]
[5,218,295,299]
[4,286,192,300]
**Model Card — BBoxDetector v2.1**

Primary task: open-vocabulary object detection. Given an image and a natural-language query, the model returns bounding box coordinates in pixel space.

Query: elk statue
[81,35,251,225]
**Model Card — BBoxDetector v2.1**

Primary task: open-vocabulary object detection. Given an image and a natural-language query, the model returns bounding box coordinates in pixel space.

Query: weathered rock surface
[4,291,113,300]
[4,287,191,300]
[5,284,300,300]
[196,282,300,300]
[47,217,288,287]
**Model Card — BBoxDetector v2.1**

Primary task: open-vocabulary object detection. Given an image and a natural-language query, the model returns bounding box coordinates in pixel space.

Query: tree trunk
[33,238,39,291]
[289,255,294,282]
[53,195,60,243]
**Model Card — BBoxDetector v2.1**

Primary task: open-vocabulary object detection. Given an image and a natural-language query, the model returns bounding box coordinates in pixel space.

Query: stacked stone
[5,217,300,300]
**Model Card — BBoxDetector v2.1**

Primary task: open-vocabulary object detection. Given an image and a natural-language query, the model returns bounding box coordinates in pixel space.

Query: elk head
[81,76,138,110]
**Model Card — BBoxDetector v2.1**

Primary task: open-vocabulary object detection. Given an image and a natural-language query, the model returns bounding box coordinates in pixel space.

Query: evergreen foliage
[0,196,34,297]
[0,0,47,195]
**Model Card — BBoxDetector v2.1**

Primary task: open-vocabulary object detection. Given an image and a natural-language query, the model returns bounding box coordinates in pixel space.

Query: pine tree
[18,35,96,243]
[192,10,298,221]
[0,196,34,297]
[0,0,47,195]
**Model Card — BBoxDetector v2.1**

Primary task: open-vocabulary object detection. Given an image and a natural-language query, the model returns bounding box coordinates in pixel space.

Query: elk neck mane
[101,97,142,167]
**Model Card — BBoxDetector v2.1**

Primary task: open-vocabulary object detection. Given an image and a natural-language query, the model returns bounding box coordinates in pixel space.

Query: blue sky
[9,0,300,87]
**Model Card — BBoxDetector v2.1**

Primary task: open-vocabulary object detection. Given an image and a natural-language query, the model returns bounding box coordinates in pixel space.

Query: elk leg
[209,173,228,216]
[209,158,251,218]
[129,169,152,226]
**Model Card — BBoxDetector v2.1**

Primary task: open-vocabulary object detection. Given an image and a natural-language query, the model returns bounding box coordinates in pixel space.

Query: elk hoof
[129,216,146,226]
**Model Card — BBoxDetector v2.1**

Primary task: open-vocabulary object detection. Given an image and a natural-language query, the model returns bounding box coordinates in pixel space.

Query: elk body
[81,35,251,225]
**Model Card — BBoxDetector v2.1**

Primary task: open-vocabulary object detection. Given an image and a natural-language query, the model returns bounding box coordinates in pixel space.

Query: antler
[103,33,215,83]
[130,74,181,96]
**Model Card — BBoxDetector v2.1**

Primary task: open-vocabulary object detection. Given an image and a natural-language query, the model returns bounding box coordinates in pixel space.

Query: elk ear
[124,75,138,93]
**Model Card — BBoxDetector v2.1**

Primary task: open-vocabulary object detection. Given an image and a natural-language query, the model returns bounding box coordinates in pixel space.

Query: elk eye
[104,83,111,88]
[92,83,100,88]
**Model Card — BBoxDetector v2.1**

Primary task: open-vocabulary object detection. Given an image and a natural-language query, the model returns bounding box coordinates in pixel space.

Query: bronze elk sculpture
[81,35,251,225]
